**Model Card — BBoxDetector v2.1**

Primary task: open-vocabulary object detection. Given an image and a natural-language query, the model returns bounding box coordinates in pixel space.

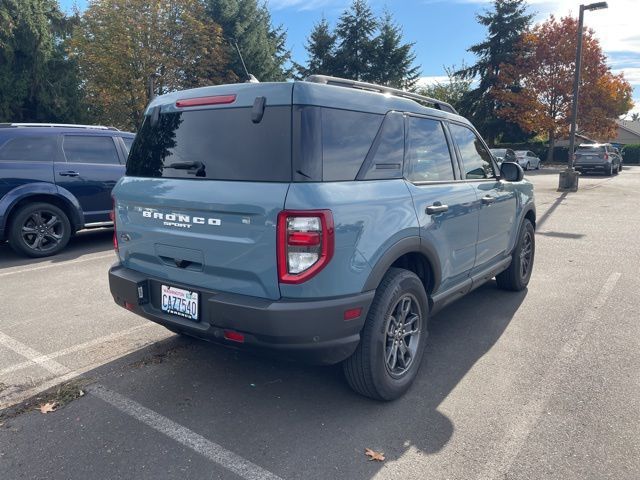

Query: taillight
[603,153,609,160]
[175,94,236,108]
[277,210,334,284]
[111,197,118,252]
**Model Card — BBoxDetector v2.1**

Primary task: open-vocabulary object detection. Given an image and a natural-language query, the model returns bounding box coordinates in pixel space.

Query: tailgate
[114,177,288,300]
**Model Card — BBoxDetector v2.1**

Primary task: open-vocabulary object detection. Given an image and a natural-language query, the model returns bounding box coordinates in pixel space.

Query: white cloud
[417,75,449,87]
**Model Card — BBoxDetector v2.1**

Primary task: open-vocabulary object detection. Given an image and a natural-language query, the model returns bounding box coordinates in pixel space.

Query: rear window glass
[321,109,382,181]
[127,106,291,181]
[576,146,604,153]
[63,136,120,164]
[0,136,57,162]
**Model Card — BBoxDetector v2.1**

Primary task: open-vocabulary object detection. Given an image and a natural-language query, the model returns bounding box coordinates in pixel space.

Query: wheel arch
[362,237,442,299]
[1,185,83,237]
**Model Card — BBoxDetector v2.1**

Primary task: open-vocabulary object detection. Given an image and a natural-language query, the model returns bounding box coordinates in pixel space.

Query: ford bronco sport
[109,76,535,400]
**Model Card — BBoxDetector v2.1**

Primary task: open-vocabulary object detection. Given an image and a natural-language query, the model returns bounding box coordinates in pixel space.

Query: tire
[343,268,429,401]
[536,161,541,170]
[525,162,530,171]
[8,202,71,258]
[605,164,612,176]
[496,219,535,292]
[614,164,619,175]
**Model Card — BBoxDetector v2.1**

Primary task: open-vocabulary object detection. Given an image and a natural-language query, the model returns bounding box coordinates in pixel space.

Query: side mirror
[500,161,524,182]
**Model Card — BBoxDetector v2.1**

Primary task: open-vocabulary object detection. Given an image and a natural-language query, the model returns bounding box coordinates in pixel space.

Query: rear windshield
[576,146,605,153]
[126,106,291,181]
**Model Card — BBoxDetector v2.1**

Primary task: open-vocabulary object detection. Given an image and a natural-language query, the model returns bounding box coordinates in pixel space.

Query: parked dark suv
[109,76,535,400]
[0,123,134,257]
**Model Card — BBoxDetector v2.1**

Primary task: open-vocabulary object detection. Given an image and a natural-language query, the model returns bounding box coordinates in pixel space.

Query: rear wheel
[8,203,71,258]
[343,268,428,401]
[496,219,535,291]
[605,164,613,176]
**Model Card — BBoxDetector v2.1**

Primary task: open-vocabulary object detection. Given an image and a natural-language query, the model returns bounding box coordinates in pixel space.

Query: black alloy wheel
[9,203,71,258]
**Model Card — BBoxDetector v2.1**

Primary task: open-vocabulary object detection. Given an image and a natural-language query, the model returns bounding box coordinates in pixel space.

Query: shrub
[622,144,640,164]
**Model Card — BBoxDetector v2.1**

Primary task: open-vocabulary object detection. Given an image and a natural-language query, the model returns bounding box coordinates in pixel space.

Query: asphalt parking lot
[1,167,639,480]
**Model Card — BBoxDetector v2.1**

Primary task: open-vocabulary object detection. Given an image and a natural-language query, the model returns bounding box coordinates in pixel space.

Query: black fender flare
[362,236,442,294]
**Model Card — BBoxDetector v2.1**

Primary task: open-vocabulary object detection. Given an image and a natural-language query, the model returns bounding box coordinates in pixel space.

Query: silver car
[514,150,542,170]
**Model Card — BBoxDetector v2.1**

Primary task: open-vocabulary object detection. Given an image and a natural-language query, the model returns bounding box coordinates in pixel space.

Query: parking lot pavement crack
[476,271,621,480]
[88,384,285,480]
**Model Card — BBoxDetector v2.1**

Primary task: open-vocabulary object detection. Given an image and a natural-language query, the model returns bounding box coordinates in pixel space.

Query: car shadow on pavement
[12,281,525,479]
[0,228,113,270]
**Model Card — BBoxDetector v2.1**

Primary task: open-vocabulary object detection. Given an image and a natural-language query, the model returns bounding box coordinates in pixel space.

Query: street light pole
[558,1,608,192]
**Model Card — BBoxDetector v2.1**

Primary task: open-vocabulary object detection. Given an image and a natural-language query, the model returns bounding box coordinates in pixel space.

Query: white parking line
[0,324,151,376]
[0,252,114,277]
[478,271,621,480]
[0,331,69,376]
[89,385,284,480]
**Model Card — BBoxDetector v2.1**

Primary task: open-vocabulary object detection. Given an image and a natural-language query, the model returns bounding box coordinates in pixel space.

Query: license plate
[161,285,199,321]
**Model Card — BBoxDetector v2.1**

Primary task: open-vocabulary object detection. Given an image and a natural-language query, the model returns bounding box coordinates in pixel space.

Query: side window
[0,136,57,162]
[359,112,404,180]
[406,117,454,182]
[322,108,383,181]
[63,135,120,165]
[449,123,495,179]
[122,137,134,154]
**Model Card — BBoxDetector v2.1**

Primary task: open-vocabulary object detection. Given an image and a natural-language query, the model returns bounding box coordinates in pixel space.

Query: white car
[514,150,542,170]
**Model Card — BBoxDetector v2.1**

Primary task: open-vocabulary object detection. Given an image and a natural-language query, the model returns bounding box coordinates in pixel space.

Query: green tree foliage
[370,11,420,89]
[71,0,234,131]
[333,0,378,81]
[206,0,291,81]
[0,0,86,123]
[295,17,336,79]
[417,66,472,112]
[297,1,420,88]
[457,0,533,144]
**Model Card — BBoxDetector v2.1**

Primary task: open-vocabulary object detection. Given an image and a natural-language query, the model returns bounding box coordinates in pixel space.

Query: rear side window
[127,106,291,181]
[0,136,57,162]
[358,111,405,181]
[321,109,382,181]
[449,123,495,179]
[122,137,134,153]
[63,136,120,164]
[406,117,455,182]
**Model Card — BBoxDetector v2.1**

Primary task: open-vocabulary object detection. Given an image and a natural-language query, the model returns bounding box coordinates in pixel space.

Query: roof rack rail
[304,75,458,115]
[1,123,120,131]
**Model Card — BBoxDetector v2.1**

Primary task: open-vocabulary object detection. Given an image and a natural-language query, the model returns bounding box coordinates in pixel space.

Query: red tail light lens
[277,210,334,284]
[603,153,609,160]
[175,94,236,108]
[111,197,118,252]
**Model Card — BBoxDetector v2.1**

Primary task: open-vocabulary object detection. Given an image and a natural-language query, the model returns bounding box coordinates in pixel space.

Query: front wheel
[525,162,530,171]
[343,268,429,401]
[8,203,71,258]
[496,219,535,291]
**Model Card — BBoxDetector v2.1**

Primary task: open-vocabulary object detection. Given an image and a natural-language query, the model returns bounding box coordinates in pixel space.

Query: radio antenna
[230,39,259,83]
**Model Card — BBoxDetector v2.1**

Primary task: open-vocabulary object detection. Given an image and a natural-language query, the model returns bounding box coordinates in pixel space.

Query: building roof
[617,119,640,138]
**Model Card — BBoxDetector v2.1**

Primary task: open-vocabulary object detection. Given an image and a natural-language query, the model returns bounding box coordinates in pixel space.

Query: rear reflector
[176,95,236,108]
[124,301,135,311]
[343,308,362,321]
[223,330,245,343]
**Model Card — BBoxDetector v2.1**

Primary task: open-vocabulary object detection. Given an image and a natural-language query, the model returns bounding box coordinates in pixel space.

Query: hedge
[622,144,640,164]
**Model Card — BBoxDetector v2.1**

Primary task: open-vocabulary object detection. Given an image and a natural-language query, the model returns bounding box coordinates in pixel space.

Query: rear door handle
[426,204,449,215]
[481,195,496,205]
[58,171,79,177]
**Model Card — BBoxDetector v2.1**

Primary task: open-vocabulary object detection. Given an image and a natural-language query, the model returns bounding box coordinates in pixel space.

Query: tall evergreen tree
[0,0,86,123]
[206,0,291,82]
[371,11,420,90]
[295,17,337,78]
[334,0,378,82]
[457,0,533,144]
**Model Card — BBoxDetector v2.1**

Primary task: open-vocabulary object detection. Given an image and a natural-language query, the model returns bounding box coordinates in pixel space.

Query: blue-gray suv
[109,76,536,400]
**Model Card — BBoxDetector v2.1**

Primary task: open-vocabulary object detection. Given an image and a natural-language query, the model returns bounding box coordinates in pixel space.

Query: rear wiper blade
[163,161,203,170]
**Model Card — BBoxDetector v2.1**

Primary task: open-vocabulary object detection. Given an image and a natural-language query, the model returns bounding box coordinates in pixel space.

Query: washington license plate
[161,285,199,321]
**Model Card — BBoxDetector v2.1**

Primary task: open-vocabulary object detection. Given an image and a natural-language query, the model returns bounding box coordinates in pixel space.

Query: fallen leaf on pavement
[39,402,57,414]
[365,448,385,462]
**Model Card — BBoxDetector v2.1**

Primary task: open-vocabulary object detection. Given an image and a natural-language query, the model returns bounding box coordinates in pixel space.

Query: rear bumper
[574,162,608,171]
[108,265,374,365]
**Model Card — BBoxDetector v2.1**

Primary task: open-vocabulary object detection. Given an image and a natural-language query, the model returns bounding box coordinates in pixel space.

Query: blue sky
[60,0,639,115]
